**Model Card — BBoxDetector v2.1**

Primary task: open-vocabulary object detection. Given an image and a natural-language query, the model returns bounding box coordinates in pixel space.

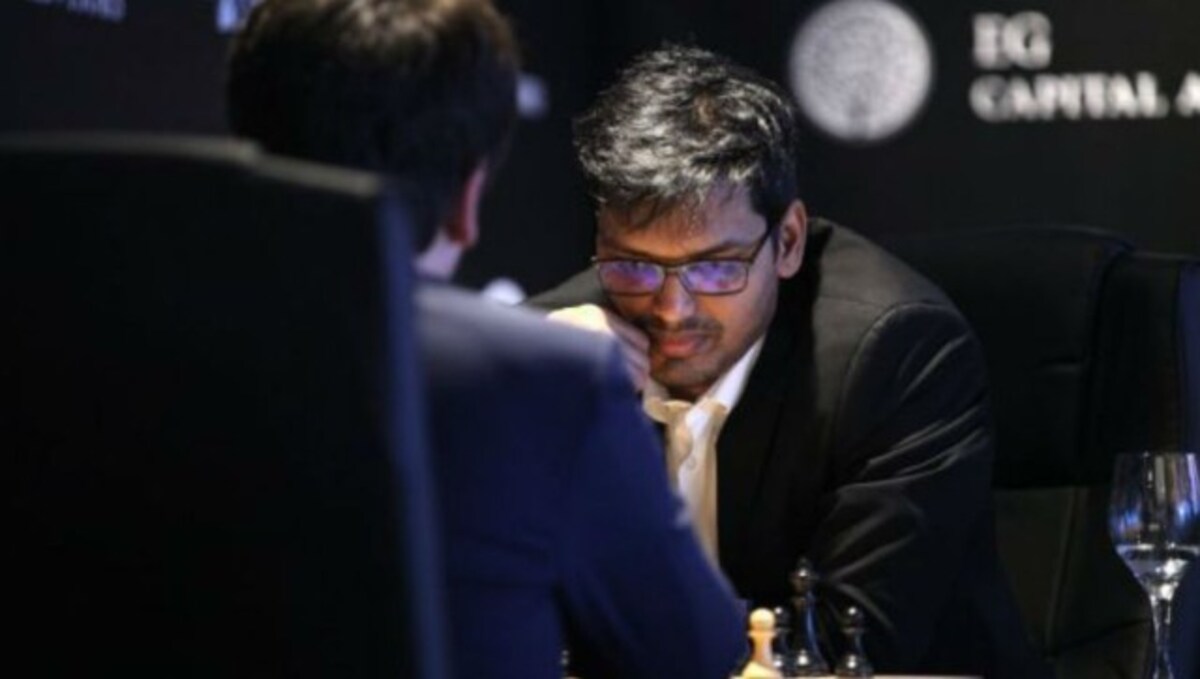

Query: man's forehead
[596,183,762,243]
[596,200,699,238]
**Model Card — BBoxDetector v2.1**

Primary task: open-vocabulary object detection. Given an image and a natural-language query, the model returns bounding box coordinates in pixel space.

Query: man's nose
[651,272,696,324]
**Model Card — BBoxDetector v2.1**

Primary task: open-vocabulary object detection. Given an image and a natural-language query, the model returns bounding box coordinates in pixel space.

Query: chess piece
[788,559,830,676]
[834,606,873,677]
[738,608,783,678]
[770,606,793,676]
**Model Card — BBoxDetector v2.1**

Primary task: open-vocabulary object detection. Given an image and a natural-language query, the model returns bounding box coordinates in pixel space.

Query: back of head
[227,0,519,245]
[575,45,800,228]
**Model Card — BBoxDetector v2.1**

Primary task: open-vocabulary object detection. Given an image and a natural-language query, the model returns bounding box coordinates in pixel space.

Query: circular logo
[788,0,933,144]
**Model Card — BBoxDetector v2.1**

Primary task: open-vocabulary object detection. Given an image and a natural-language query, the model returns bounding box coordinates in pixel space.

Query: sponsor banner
[969,11,1198,122]
[772,0,1198,255]
[1,0,1195,289]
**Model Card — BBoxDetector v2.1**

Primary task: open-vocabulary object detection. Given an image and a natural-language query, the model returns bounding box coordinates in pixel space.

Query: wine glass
[1109,451,1200,679]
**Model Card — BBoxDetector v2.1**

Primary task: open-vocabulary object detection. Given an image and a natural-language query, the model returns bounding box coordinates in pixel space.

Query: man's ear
[444,161,489,248]
[775,199,807,279]
[415,161,489,280]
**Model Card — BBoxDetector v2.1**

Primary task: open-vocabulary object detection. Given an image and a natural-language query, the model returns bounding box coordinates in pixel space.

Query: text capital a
[1176,72,1200,117]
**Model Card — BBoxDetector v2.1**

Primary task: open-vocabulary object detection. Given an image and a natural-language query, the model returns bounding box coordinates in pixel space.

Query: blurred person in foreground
[535,44,1050,679]
[227,4,744,677]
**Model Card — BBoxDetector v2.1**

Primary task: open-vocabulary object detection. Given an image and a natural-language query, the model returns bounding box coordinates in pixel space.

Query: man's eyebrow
[598,235,759,262]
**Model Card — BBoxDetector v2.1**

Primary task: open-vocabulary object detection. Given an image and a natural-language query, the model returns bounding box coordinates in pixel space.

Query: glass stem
[1148,591,1175,679]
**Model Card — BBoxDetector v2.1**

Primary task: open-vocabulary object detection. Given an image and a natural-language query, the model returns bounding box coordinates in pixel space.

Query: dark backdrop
[2,0,1196,295]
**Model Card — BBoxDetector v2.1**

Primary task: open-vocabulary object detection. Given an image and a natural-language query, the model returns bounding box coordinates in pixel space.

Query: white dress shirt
[642,338,765,563]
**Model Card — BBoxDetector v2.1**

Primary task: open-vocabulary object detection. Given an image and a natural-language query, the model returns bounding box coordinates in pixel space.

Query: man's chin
[651,362,717,401]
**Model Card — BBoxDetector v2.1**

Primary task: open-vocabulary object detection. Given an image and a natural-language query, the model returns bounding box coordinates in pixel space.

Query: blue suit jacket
[416,283,744,679]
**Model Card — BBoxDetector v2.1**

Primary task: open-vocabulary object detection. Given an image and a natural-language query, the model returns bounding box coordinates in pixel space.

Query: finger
[547,304,613,335]
[604,312,650,353]
[626,364,648,393]
[614,331,650,367]
[622,357,648,393]
[618,344,650,389]
[618,340,649,375]
[545,304,649,354]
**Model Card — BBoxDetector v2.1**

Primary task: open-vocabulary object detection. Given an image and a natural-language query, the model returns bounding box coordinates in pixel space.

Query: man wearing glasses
[536,45,1049,678]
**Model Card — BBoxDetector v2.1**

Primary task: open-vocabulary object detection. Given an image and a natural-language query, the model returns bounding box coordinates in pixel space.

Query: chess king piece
[788,559,830,676]
[834,606,873,677]
[739,608,783,678]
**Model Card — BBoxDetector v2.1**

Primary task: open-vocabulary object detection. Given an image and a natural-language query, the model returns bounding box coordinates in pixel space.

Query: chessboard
[733,605,978,677]
[732,559,981,679]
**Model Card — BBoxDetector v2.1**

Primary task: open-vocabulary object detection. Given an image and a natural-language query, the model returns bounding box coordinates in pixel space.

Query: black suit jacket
[416,283,744,679]
[531,219,1050,678]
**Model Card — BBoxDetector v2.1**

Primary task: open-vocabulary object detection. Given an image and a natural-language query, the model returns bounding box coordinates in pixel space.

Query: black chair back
[3,134,447,678]
[888,225,1199,679]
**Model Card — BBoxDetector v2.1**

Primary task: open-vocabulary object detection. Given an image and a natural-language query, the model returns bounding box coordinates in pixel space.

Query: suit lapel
[717,284,801,572]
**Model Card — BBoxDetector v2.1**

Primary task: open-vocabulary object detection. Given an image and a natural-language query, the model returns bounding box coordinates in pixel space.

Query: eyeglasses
[592,226,775,296]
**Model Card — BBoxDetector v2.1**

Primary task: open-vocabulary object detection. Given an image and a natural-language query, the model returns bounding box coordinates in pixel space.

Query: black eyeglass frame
[591,224,778,297]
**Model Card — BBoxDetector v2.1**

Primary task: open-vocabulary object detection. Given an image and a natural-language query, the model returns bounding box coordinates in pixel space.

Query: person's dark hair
[575,45,800,229]
[227,0,519,246]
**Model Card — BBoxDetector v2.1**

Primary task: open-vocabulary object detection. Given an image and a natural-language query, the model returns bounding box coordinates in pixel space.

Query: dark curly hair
[227,0,519,246]
[574,45,800,229]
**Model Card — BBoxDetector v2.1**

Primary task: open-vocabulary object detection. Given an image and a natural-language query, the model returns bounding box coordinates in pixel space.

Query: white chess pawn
[738,608,783,678]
